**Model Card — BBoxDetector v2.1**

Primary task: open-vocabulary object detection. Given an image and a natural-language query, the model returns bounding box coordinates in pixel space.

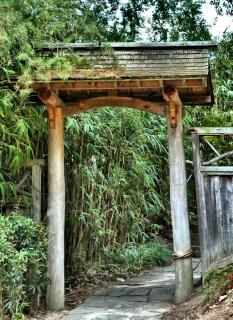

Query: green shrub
[0,214,48,319]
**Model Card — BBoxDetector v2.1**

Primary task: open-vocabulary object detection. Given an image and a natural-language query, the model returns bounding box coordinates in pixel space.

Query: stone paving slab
[63,259,201,320]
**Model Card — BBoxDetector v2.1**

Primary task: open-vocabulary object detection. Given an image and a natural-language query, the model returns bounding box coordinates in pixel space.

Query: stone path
[63,259,201,320]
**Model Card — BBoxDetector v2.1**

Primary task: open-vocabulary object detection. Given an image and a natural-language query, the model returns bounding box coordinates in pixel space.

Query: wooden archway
[34,41,217,311]
[38,85,192,310]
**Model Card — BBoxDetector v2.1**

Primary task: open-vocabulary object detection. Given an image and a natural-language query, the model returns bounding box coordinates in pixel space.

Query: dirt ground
[162,287,233,320]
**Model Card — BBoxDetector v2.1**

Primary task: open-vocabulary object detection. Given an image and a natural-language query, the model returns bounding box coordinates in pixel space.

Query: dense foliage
[0,214,47,319]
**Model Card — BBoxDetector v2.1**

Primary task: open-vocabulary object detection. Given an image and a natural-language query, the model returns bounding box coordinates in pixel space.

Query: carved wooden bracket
[38,87,65,129]
[168,102,177,128]
[162,86,183,129]
[47,107,56,129]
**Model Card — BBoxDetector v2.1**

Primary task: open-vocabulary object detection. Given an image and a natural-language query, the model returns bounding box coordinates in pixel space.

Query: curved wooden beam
[62,96,165,117]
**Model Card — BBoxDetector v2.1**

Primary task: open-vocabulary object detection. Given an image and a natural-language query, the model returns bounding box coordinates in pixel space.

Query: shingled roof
[33,41,217,112]
[39,41,216,79]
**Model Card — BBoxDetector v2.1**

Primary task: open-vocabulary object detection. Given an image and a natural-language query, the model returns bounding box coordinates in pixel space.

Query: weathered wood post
[38,88,65,311]
[25,159,45,308]
[163,86,193,303]
[25,159,45,223]
[32,161,42,223]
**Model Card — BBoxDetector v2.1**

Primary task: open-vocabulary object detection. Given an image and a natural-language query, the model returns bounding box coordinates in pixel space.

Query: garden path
[62,259,201,320]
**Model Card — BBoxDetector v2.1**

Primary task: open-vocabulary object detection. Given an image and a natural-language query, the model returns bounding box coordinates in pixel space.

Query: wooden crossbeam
[190,127,233,135]
[61,96,166,117]
[32,78,206,91]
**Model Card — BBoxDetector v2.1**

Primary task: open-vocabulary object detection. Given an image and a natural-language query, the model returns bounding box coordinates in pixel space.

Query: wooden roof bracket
[38,87,65,129]
[168,102,177,128]
[162,86,183,128]
[47,107,56,129]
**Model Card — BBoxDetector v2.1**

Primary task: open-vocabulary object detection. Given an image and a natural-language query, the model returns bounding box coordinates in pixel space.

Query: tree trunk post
[163,87,193,303]
[38,88,66,311]
[46,107,65,310]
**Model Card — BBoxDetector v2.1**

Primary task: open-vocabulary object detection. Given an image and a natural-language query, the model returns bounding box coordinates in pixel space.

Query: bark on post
[46,107,65,310]
[163,86,193,303]
[38,88,65,311]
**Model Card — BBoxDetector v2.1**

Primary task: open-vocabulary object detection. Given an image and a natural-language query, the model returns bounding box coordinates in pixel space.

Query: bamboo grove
[1,0,233,280]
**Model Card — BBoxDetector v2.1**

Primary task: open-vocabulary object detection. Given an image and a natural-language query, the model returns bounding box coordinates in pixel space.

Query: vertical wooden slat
[215,176,223,261]
[46,107,65,311]
[191,133,210,272]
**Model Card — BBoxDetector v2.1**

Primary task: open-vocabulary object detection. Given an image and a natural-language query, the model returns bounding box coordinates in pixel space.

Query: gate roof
[34,41,217,116]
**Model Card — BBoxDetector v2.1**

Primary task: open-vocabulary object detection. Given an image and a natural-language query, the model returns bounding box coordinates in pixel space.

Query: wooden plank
[200,166,233,175]
[34,68,209,81]
[32,80,141,90]
[181,95,211,104]
[32,78,208,91]
[208,253,233,271]
[61,97,166,117]
[25,159,45,167]
[215,176,224,261]
[191,133,210,272]
[46,107,65,311]
[165,87,193,303]
[190,127,233,135]
[204,175,213,265]
[38,40,217,50]
[227,177,233,254]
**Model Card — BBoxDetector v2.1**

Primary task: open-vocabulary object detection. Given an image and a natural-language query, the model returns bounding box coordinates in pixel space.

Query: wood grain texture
[190,127,233,135]
[192,130,233,274]
[35,46,211,80]
[61,96,165,117]
[38,40,217,50]
[46,107,65,311]
[192,133,210,272]
[167,101,193,303]
[201,166,233,174]
[204,175,233,268]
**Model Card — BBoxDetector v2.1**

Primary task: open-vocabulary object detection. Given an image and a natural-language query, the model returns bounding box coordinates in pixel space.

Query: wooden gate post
[38,88,66,311]
[46,106,65,310]
[163,87,193,303]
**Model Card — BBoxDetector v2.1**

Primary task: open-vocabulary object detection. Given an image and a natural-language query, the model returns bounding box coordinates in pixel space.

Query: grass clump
[100,241,172,274]
[203,263,233,304]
